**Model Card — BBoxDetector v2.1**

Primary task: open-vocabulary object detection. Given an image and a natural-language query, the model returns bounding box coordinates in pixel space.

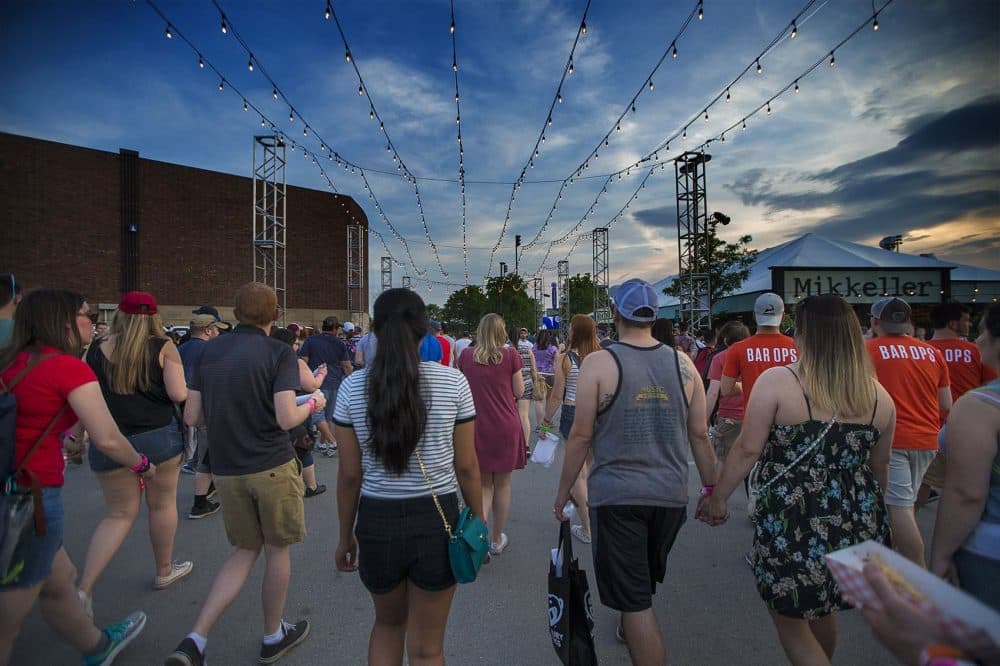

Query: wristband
[130,453,150,474]
[700,485,715,497]
[307,398,318,414]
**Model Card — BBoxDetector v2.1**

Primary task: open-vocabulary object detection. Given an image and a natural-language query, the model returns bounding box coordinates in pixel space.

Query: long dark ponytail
[366,288,428,475]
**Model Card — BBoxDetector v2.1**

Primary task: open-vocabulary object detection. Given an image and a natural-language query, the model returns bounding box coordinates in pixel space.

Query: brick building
[0,131,368,327]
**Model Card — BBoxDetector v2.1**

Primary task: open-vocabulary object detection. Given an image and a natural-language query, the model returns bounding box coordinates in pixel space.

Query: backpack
[693,346,714,378]
[1,354,59,483]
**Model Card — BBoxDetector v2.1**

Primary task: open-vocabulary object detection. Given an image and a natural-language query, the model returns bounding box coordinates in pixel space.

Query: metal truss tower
[347,224,365,323]
[592,227,611,323]
[381,257,393,294]
[557,259,570,342]
[253,135,287,323]
[675,151,712,331]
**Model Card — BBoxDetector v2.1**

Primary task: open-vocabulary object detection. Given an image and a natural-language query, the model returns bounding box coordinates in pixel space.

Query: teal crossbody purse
[415,451,489,583]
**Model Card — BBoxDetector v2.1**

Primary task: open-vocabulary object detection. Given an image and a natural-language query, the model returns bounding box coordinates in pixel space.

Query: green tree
[425,303,444,322]
[484,274,539,333]
[663,219,757,308]
[442,285,488,334]
[563,273,608,317]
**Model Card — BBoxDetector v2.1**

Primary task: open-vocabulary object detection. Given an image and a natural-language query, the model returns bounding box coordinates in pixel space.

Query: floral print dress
[750,381,891,619]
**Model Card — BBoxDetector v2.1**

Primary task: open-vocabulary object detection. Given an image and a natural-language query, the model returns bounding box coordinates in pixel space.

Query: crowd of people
[0,270,997,666]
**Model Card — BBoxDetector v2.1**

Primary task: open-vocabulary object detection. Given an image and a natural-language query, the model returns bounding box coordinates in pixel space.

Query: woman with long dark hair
[334,289,483,665]
[78,291,191,617]
[700,295,895,665]
[0,289,151,665]
[543,314,600,543]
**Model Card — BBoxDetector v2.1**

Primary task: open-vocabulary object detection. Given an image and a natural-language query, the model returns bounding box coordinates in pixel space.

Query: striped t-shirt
[333,362,476,499]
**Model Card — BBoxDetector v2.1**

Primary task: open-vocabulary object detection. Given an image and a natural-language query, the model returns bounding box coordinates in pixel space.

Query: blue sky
[2,0,998,306]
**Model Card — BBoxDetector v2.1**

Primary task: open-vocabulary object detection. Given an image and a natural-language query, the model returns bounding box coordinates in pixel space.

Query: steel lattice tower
[532,277,543,331]
[557,259,570,342]
[253,135,287,323]
[675,152,712,330]
[347,225,365,323]
[381,257,392,294]
[592,227,610,323]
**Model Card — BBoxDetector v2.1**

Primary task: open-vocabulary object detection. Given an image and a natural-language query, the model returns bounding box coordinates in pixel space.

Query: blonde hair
[795,295,876,417]
[106,310,166,394]
[473,313,507,365]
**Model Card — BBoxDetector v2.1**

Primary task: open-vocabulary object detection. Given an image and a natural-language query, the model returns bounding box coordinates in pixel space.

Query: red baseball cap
[119,291,158,315]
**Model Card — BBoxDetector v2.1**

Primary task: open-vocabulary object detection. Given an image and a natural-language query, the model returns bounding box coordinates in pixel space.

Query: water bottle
[562,501,576,520]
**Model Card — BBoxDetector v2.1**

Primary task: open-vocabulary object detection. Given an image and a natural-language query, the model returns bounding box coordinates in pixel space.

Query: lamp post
[515,235,521,276]
[499,262,508,315]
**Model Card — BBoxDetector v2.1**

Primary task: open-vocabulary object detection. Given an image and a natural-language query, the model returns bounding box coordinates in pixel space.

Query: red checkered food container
[825,540,1000,645]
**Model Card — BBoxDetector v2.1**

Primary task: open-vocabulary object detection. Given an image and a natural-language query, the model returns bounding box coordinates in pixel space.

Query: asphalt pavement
[14,426,927,665]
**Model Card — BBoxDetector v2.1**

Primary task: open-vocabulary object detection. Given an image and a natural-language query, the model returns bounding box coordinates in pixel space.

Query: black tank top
[86,337,174,436]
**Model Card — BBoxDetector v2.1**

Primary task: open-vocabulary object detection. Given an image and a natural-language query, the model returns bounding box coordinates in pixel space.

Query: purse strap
[413,450,455,540]
[2,353,68,478]
[755,416,837,495]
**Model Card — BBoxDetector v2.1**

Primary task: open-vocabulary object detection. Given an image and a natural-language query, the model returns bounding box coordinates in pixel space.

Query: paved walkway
[15,438,924,665]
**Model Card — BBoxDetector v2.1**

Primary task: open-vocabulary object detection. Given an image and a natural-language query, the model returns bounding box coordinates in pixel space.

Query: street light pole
[499,262,508,316]
[515,235,521,276]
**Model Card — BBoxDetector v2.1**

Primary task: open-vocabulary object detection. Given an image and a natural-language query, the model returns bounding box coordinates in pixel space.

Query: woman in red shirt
[0,289,154,665]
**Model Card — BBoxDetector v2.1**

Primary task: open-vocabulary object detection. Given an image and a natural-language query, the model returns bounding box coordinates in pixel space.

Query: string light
[247,58,253,72]
[756,58,763,74]
[725,88,731,102]
[648,79,654,91]
[198,54,204,68]
[220,17,227,34]
[829,52,836,67]
[672,42,678,58]
[873,13,879,30]
[217,78,224,91]
[345,50,351,63]
[165,23,172,39]
[794,80,800,93]
[704,109,709,122]
[243,99,248,111]
[568,57,574,74]
[272,87,278,99]
[324,0,331,20]
[581,20,587,34]
[791,19,797,38]
[698,1,704,20]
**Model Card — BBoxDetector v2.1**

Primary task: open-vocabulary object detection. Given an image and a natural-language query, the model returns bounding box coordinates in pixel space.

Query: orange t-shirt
[722,333,799,409]
[867,336,950,450]
[926,338,997,401]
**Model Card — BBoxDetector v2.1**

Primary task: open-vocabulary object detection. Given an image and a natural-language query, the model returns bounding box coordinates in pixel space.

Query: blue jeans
[559,404,576,440]
[955,548,1000,612]
[0,487,64,589]
[89,419,184,472]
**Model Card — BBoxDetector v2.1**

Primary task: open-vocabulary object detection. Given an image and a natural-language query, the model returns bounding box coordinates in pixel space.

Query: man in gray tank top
[554,279,718,665]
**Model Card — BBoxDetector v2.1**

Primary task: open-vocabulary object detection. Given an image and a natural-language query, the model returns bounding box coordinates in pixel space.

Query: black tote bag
[547,521,598,665]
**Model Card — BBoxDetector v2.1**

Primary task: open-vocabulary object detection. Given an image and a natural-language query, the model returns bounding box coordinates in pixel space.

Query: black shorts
[356,493,459,594]
[590,505,686,612]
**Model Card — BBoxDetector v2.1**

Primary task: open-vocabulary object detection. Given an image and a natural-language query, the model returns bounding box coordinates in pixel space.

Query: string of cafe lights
[449,0,470,285]
[145,0,425,279]
[324,1,450,279]
[518,0,823,274]
[484,0,593,280]
[541,0,893,281]
[519,0,704,255]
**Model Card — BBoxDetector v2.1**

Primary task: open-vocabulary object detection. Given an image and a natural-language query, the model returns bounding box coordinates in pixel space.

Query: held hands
[695,494,729,526]
[311,390,328,414]
[335,536,358,572]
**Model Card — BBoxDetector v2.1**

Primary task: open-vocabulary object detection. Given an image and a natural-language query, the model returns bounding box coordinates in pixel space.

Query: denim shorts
[0,487,64,589]
[356,493,459,594]
[89,419,185,473]
[559,404,576,440]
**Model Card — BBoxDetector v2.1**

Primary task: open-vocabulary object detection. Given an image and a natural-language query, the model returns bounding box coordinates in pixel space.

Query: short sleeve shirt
[298,333,351,391]
[867,336,950,450]
[1,348,94,487]
[419,333,442,362]
[927,338,997,402]
[356,332,377,366]
[708,350,744,420]
[722,333,799,409]
[178,337,207,387]
[436,335,452,367]
[333,363,476,498]
[191,325,300,475]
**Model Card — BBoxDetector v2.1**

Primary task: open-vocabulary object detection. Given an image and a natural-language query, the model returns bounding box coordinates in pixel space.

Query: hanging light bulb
[454,93,459,102]
[247,58,254,72]
[358,84,364,96]
[632,102,637,113]
[698,1,704,20]
[218,78,224,91]
[682,128,687,139]
[557,92,563,104]
[289,110,294,122]
[243,99,248,112]
[221,18,227,34]
[547,116,553,126]
[605,138,609,147]
[829,52,836,67]
[791,20,797,38]
[756,59,763,74]
[581,20,587,34]
[568,57,574,74]
[303,127,308,137]
[873,14,879,30]
[672,42,678,58]
[324,1,331,19]
[766,101,772,114]
[345,50,352,63]
[450,20,455,34]
[648,79,654,92]
[198,55,204,69]
[165,24,173,39]
[453,59,458,72]
[741,119,747,130]
[370,109,375,120]
[794,80,800,93]
[721,133,726,143]
[260,116,266,127]
[542,134,546,143]
[616,124,621,132]
[704,109,709,122]
[273,88,278,99]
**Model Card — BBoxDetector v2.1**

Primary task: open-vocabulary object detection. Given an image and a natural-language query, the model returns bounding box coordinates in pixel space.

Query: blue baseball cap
[611,279,659,323]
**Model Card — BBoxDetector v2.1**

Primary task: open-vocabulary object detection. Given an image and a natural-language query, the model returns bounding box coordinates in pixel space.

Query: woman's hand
[553,492,571,523]
[696,494,729,526]
[140,462,157,481]
[335,536,358,572]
